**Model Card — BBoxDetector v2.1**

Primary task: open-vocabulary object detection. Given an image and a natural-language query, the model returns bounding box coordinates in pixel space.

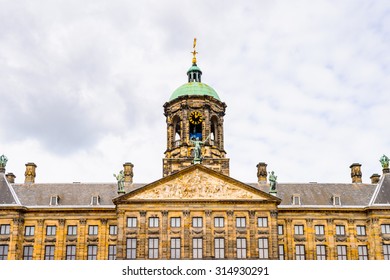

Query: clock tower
[163,40,230,177]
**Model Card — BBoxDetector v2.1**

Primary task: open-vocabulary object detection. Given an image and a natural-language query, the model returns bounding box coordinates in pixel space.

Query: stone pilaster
[226,210,234,259]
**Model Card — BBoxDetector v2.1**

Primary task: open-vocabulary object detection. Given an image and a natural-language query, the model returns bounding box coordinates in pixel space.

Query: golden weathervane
[191,38,198,64]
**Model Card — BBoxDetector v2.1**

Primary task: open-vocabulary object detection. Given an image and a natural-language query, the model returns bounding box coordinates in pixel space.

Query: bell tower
[163,39,230,177]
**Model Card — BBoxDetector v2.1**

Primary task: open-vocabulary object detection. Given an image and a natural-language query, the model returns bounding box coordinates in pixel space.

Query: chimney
[6,173,16,184]
[370,173,380,184]
[350,163,362,183]
[257,162,267,184]
[123,162,134,184]
[25,162,37,184]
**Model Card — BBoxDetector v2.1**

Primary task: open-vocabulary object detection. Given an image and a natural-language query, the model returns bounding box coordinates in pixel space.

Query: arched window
[173,116,181,147]
[210,116,219,146]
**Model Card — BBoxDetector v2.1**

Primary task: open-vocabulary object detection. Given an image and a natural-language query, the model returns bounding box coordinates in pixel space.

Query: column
[205,210,212,259]
[78,219,87,260]
[270,210,279,260]
[306,219,314,260]
[183,210,190,259]
[161,211,168,259]
[139,211,147,259]
[56,219,65,260]
[248,211,257,259]
[227,210,234,259]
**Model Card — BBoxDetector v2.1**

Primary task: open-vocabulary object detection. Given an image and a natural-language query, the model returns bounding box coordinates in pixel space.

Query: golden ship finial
[191,38,198,65]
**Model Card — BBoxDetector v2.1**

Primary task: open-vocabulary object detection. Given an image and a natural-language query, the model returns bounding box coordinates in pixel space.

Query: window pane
[148,238,159,259]
[278,245,285,260]
[258,218,268,227]
[127,218,137,228]
[278,225,284,235]
[66,245,76,260]
[127,238,137,259]
[109,225,117,235]
[215,238,224,259]
[214,217,224,228]
[170,238,181,259]
[87,245,98,260]
[337,245,347,260]
[358,246,368,260]
[193,238,202,259]
[316,245,326,260]
[192,217,203,228]
[258,238,269,259]
[0,245,9,260]
[108,245,116,260]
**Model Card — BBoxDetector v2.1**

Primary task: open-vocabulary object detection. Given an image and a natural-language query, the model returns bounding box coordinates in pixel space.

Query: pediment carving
[130,169,266,200]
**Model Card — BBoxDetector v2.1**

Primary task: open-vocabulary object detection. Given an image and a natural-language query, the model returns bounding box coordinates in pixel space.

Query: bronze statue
[380,154,389,169]
[113,170,125,193]
[269,171,277,191]
[0,155,8,168]
[191,134,210,163]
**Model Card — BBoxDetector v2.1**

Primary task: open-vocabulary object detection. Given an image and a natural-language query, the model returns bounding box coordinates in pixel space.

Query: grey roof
[250,182,377,207]
[12,183,146,207]
[370,174,390,205]
[0,173,20,205]
[3,173,389,208]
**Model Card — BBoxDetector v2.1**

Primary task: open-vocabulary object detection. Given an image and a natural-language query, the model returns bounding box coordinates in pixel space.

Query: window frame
[214,217,224,228]
[170,217,181,228]
[109,225,118,235]
[148,238,159,259]
[87,245,98,260]
[258,238,269,260]
[0,245,9,260]
[126,238,137,259]
[335,225,346,236]
[236,238,247,259]
[192,238,203,259]
[315,225,325,235]
[108,245,117,260]
[148,217,159,228]
[0,224,10,235]
[170,238,181,259]
[192,217,203,228]
[66,245,76,260]
[67,225,77,236]
[294,225,304,235]
[236,217,246,228]
[337,245,347,260]
[23,246,34,260]
[257,217,268,228]
[46,225,57,236]
[316,245,327,260]
[24,226,35,236]
[88,225,99,236]
[356,225,366,236]
[214,238,225,259]
[127,217,137,228]
[358,245,368,260]
[44,245,55,260]
[295,245,305,260]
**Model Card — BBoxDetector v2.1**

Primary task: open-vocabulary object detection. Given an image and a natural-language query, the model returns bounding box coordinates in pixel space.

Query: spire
[191,38,198,65]
[187,38,202,82]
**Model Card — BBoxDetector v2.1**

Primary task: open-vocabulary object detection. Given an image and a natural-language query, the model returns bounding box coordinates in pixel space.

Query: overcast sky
[0,0,389,184]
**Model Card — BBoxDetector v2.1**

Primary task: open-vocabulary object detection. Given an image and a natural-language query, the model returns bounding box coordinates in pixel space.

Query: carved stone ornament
[335,236,348,242]
[191,229,204,235]
[315,235,326,242]
[382,234,390,241]
[87,236,99,243]
[131,169,263,200]
[294,235,306,242]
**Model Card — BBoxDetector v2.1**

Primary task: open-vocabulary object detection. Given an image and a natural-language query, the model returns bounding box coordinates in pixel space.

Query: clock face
[189,111,203,125]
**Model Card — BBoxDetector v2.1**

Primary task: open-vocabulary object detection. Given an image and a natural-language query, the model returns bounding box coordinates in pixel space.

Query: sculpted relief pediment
[130,169,267,200]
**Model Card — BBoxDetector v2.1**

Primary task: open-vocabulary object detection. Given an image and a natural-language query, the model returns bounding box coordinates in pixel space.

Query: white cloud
[0,0,389,184]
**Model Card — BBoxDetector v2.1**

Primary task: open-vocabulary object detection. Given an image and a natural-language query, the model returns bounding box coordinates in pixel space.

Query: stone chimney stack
[24,162,37,184]
[6,173,16,184]
[123,162,134,184]
[257,162,267,184]
[350,163,362,183]
[370,173,380,184]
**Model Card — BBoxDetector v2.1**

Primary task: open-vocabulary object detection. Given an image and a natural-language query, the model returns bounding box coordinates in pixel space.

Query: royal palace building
[1,43,390,260]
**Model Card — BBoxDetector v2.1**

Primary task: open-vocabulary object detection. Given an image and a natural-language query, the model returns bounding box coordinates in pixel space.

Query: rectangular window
[193,238,203,259]
[294,225,304,235]
[25,226,35,236]
[383,244,390,260]
[108,245,116,260]
[170,217,181,228]
[214,217,224,228]
[149,217,159,228]
[148,238,159,259]
[236,238,247,259]
[0,245,9,260]
[356,225,366,236]
[236,217,246,228]
[381,224,390,234]
[170,238,181,259]
[278,244,285,260]
[88,225,98,235]
[126,238,137,259]
[44,245,55,260]
[0,224,10,235]
[278,225,284,235]
[66,245,76,260]
[23,246,33,260]
[358,245,368,260]
[87,245,98,260]
[258,217,268,228]
[333,196,341,205]
[295,245,305,260]
[109,225,118,235]
[67,225,77,236]
[315,225,325,235]
[192,217,203,228]
[292,195,301,205]
[337,245,347,260]
[127,217,137,228]
[46,225,56,236]
[336,225,346,236]
[50,195,59,205]
[91,196,100,205]
[214,238,225,259]
[316,245,326,260]
[258,238,269,259]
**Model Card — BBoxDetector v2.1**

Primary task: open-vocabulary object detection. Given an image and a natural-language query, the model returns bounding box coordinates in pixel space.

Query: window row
[278,244,372,260]
[126,237,270,259]
[1,244,390,260]
[13,225,118,237]
[127,217,270,229]
[277,224,373,236]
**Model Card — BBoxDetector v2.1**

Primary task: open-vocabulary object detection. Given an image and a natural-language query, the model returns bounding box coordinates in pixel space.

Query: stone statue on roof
[269,171,277,191]
[380,154,389,169]
[113,170,125,193]
[0,154,8,168]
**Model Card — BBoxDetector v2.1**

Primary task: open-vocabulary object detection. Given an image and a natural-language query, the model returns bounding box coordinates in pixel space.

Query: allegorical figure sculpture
[269,171,278,192]
[0,155,8,172]
[380,154,389,169]
[113,170,125,193]
[191,134,210,163]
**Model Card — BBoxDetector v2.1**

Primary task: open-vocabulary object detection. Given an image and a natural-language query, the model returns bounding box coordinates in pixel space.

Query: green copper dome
[169,63,220,101]
[169,82,220,101]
